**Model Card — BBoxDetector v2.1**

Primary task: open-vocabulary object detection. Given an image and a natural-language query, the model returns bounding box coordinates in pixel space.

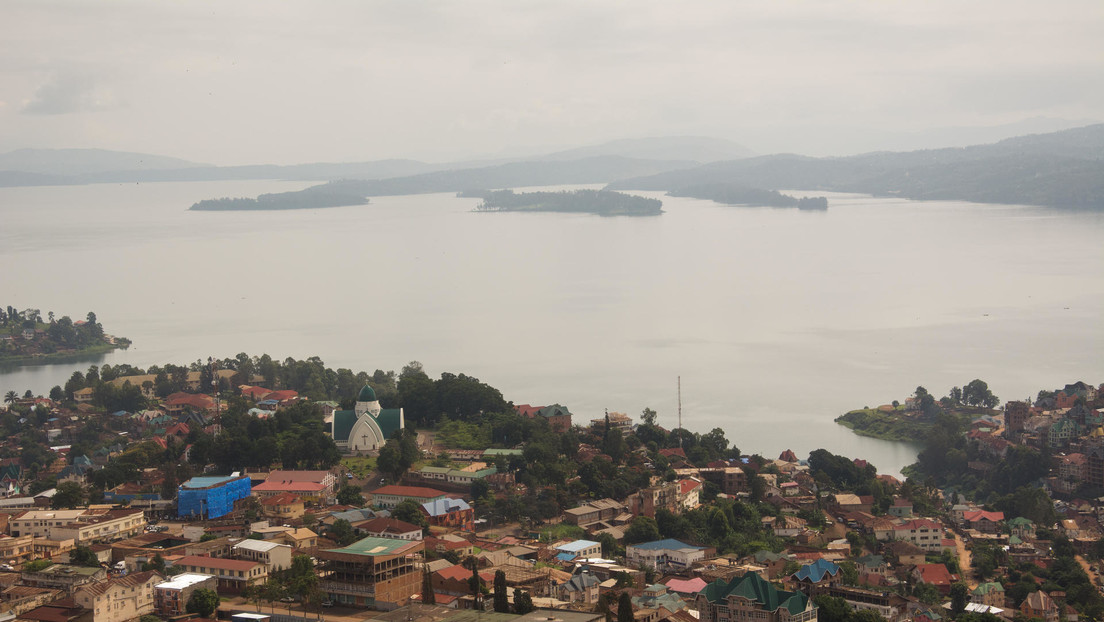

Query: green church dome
[357,384,377,402]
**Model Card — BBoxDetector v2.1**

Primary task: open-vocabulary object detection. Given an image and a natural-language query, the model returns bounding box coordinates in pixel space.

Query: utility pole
[677,376,682,449]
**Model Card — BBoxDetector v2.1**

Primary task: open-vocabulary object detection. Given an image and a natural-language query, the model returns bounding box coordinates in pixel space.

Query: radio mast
[678,376,682,449]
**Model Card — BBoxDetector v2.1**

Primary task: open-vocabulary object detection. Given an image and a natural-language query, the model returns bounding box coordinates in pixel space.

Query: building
[1005,401,1030,435]
[251,479,328,502]
[316,536,424,610]
[563,499,625,528]
[368,485,447,509]
[0,534,34,563]
[421,498,474,531]
[172,556,267,594]
[328,384,404,453]
[972,582,1005,608]
[177,475,252,519]
[21,564,107,594]
[232,539,293,571]
[1021,590,1058,622]
[359,517,423,541]
[72,570,161,622]
[554,540,602,562]
[516,404,573,433]
[414,465,498,488]
[9,509,145,545]
[891,519,946,552]
[697,571,817,622]
[154,573,217,617]
[260,493,306,521]
[626,539,710,572]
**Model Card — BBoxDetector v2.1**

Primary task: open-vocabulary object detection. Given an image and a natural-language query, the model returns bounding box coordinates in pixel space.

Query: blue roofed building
[626,538,711,572]
[792,559,840,594]
[178,474,251,519]
[420,498,473,531]
[554,539,602,561]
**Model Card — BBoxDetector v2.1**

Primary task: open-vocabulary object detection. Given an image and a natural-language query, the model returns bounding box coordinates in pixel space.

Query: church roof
[376,408,403,440]
[358,384,377,402]
[332,410,356,442]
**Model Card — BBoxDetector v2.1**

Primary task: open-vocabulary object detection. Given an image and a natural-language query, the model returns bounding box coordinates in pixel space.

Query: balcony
[320,580,374,596]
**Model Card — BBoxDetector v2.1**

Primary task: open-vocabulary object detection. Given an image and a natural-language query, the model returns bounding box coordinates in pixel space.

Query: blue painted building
[177,475,251,519]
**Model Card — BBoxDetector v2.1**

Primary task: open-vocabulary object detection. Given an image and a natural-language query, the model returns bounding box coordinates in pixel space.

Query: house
[892,519,946,552]
[961,511,1004,534]
[72,570,161,622]
[431,564,494,598]
[316,536,424,609]
[421,498,474,531]
[359,517,422,541]
[679,479,702,510]
[270,527,319,550]
[1009,517,1036,540]
[887,498,913,518]
[792,559,840,593]
[1021,590,1059,622]
[154,573,217,617]
[971,582,1005,608]
[913,563,956,595]
[551,571,600,604]
[73,388,94,404]
[626,539,710,572]
[696,571,816,622]
[259,493,305,521]
[232,538,293,571]
[563,499,625,528]
[367,485,446,509]
[251,479,328,502]
[882,541,926,567]
[515,403,573,433]
[260,470,336,495]
[172,555,267,594]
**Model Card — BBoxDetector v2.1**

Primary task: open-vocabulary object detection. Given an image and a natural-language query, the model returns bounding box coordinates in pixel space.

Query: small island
[190,187,368,211]
[466,189,663,216]
[667,183,828,210]
[1,308,130,366]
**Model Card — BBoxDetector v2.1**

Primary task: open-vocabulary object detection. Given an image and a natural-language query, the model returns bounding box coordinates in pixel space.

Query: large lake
[3,180,1103,476]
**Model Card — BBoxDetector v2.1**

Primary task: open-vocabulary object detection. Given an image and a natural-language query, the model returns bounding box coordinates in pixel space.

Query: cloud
[21,70,114,115]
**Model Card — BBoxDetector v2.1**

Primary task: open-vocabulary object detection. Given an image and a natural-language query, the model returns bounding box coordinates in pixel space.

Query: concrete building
[178,475,252,519]
[626,539,710,572]
[154,573,217,617]
[173,555,267,594]
[232,539,294,571]
[317,536,424,610]
[697,571,817,622]
[73,570,161,622]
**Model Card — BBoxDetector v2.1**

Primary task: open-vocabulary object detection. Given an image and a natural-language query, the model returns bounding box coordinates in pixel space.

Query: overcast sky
[2,0,1102,165]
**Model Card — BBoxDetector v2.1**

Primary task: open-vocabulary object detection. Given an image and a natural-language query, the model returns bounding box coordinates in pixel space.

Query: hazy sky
[3,0,1102,165]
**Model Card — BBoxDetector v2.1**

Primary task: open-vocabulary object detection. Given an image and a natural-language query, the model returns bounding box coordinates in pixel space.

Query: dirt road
[952,531,977,589]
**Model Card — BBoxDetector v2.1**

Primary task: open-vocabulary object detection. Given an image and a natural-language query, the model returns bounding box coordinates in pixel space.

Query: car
[279,597,295,603]
[321,601,334,608]
[0,564,13,572]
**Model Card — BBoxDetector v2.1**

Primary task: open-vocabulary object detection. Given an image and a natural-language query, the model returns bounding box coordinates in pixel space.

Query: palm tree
[3,390,16,404]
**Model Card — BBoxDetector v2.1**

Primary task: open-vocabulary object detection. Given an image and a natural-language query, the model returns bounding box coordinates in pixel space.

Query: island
[466,188,663,216]
[1,308,130,367]
[190,187,368,211]
[667,183,828,210]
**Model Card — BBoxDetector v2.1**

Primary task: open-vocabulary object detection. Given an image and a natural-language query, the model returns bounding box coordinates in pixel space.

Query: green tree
[336,484,365,506]
[186,588,220,617]
[391,499,429,529]
[514,589,534,614]
[52,481,86,509]
[69,546,100,567]
[494,570,509,612]
[618,591,635,622]
[623,516,661,544]
[3,390,15,404]
[330,518,356,545]
[950,582,969,617]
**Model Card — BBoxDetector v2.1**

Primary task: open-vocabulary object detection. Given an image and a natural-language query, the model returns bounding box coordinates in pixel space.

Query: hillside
[608,124,1104,209]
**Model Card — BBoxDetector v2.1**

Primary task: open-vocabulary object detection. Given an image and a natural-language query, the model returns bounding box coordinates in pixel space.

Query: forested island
[0,307,129,366]
[667,183,828,209]
[467,188,663,216]
[835,381,1000,442]
[190,187,368,211]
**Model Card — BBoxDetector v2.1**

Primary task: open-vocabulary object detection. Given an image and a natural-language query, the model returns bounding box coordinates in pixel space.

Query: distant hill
[607,124,1104,209]
[0,148,209,176]
[536,136,754,163]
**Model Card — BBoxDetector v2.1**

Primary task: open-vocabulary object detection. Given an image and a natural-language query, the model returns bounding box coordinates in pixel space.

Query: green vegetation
[538,523,585,543]
[340,456,376,479]
[836,381,998,441]
[667,183,827,209]
[834,407,931,442]
[469,189,662,216]
[190,187,368,211]
[0,307,129,366]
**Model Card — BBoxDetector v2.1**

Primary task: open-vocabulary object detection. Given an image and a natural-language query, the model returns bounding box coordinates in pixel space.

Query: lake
[3,180,1102,477]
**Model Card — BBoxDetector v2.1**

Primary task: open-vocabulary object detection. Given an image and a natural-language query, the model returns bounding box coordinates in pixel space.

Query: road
[952,530,977,589]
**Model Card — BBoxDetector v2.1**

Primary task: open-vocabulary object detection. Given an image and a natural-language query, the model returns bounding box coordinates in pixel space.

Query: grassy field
[340,456,377,479]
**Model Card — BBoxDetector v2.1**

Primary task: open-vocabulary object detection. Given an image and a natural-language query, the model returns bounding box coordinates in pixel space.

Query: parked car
[279,597,295,603]
[321,601,334,608]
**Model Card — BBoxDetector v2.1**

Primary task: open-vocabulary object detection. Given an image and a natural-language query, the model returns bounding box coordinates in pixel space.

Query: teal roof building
[329,383,404,453]
[697,572,816,622]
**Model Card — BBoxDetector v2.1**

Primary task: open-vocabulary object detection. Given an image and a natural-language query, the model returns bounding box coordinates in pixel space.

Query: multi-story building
[629,481,680,518]
[554,540,602,561]
[891,519,946,552]
[154,573,217,617]
[697,571,817,622]
[317,536,423,610]
[367,485,446,509]
[1005,401,1030,435]
[178,475,252,519]
[0,534,34,563]
[420,498,474,531]
[626,539,710,572]
[9,510,87,538]
[563,499,625,528]
[359,518,422,541]
[232,539,293,571]
[10,509,145,545]
[260,493,305,521]
[21,564,106,594]
[697,467,748,496]
[172,555,267,594]
[73,570,161,622]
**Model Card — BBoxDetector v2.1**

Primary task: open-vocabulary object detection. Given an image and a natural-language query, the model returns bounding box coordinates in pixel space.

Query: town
[1,355,1102,622]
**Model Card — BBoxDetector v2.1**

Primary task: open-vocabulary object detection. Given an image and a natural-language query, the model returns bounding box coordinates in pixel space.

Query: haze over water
[3,180,1102,477]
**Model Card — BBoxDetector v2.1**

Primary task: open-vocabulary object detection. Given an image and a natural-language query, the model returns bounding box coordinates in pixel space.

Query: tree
[422,568,435,605]
[70,546,100,567]
[336,484,365,506]
[330,518,356,545]
[494,570,509,612]
[514,589,534,615]
[186,588,221,617]
[950,582,969,617]
[142,553,166,573]
[52,481,85,509]
[392,499,429,529]
[618,591,635,622]
[3,390,15,404]
[623,516,661,544]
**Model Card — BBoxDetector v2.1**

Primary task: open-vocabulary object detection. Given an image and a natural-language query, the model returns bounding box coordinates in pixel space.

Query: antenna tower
[678,375,682,448]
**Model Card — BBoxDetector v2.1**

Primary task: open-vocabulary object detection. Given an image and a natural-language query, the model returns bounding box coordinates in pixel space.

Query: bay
[3,180,1103,477]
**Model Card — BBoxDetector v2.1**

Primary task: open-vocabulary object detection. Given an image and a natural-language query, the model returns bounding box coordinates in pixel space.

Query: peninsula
[189,187,368,211]
[0,308,129,366]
